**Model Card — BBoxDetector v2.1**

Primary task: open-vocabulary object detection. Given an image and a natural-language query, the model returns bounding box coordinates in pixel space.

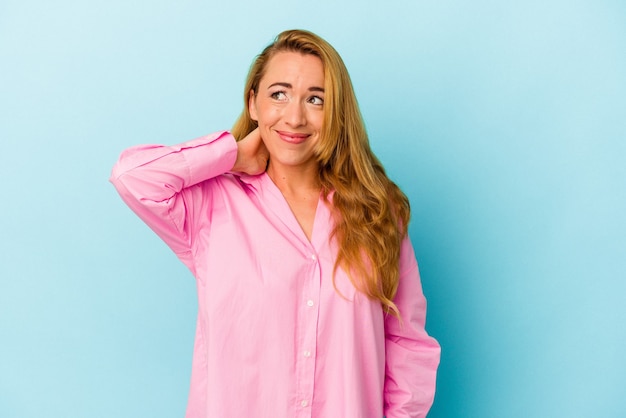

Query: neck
[266,161,320,197]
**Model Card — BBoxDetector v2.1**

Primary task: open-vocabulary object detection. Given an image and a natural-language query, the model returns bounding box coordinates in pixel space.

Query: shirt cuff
[181,131,238,185]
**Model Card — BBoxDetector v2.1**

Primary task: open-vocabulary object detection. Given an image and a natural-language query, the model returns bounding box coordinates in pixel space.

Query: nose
[284,101,306,127]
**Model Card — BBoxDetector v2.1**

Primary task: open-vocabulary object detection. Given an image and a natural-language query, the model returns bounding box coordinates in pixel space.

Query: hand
[231,127,269,175]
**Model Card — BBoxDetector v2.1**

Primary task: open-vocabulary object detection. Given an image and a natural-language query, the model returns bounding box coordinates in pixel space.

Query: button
[310,254,317,261]
[306,300,314,307]
[301,400,308,407]
[303,350,311,357]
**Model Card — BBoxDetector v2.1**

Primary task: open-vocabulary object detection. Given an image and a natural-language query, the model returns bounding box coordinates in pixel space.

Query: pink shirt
[110,131,440,418]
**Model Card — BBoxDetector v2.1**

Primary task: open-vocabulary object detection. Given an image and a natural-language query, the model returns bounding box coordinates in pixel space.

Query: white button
[301,400,308,407]
[303,350,311,357]
[310,254,317,261]
[306,300,314,307]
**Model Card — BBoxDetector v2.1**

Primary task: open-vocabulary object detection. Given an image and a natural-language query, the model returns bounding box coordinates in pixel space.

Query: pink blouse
[110,131,440,418]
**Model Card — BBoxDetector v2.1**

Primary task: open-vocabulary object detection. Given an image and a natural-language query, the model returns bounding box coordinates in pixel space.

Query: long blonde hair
[232,29,410,315]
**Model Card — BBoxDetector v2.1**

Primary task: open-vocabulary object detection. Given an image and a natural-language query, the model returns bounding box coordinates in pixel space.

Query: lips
[276,130,310,144]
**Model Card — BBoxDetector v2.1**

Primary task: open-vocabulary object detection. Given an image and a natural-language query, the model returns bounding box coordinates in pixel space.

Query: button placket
[294,247,321,417]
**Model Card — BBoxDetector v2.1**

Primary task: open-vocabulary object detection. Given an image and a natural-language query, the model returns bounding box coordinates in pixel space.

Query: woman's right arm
[110,128,266,269]
[110,131,239,268]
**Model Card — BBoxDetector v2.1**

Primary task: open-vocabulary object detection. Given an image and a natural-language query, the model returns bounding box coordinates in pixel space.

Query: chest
[191,182,365,312]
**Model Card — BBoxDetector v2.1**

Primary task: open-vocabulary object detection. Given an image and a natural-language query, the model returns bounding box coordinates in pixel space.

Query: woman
[111,29,440,418]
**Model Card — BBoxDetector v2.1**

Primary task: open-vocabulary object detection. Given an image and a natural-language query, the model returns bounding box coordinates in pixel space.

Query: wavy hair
[232,29,410,315]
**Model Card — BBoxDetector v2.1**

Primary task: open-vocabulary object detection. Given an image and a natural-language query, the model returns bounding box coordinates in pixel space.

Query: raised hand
[231,128,269,176]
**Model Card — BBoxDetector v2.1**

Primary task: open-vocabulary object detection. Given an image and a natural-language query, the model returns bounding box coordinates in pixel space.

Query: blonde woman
[111,29,440,418]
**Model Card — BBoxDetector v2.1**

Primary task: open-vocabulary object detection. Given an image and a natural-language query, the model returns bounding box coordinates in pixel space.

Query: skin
[232,51,326,240]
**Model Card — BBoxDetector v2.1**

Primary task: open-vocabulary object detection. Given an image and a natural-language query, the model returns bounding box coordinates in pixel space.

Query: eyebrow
[268,82,325,93]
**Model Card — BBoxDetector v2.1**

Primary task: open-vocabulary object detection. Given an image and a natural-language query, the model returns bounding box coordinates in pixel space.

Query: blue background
[1,1,625,417]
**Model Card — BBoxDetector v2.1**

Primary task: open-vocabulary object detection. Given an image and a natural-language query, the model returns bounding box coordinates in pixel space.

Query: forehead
[260,51,324,87]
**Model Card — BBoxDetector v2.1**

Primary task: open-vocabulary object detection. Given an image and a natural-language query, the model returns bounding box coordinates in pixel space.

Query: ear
[248,89,258,121]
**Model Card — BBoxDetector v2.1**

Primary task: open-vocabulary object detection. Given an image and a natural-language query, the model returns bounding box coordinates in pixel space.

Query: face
[249,51,325,174]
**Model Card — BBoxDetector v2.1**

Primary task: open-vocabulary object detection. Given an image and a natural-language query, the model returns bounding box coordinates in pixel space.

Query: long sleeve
[110,130,439,418]
[109,131,238,272]
[383,238,441,418]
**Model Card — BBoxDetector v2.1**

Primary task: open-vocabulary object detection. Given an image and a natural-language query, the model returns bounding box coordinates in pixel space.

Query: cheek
[258,106,281,126]
[311,111,324,131]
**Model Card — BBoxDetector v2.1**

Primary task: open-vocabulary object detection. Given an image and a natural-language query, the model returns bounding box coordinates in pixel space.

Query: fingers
[244,127,261,144]
[232,128,269,175]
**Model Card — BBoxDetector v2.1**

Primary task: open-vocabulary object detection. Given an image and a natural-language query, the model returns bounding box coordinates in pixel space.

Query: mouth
[276,130,310,144]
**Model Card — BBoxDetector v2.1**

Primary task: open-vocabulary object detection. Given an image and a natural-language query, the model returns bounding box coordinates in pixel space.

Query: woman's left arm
[383,238,441,418]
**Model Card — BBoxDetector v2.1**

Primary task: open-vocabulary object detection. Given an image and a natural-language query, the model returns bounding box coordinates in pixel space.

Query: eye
[270,91,287,101]
[308,95,324,106]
